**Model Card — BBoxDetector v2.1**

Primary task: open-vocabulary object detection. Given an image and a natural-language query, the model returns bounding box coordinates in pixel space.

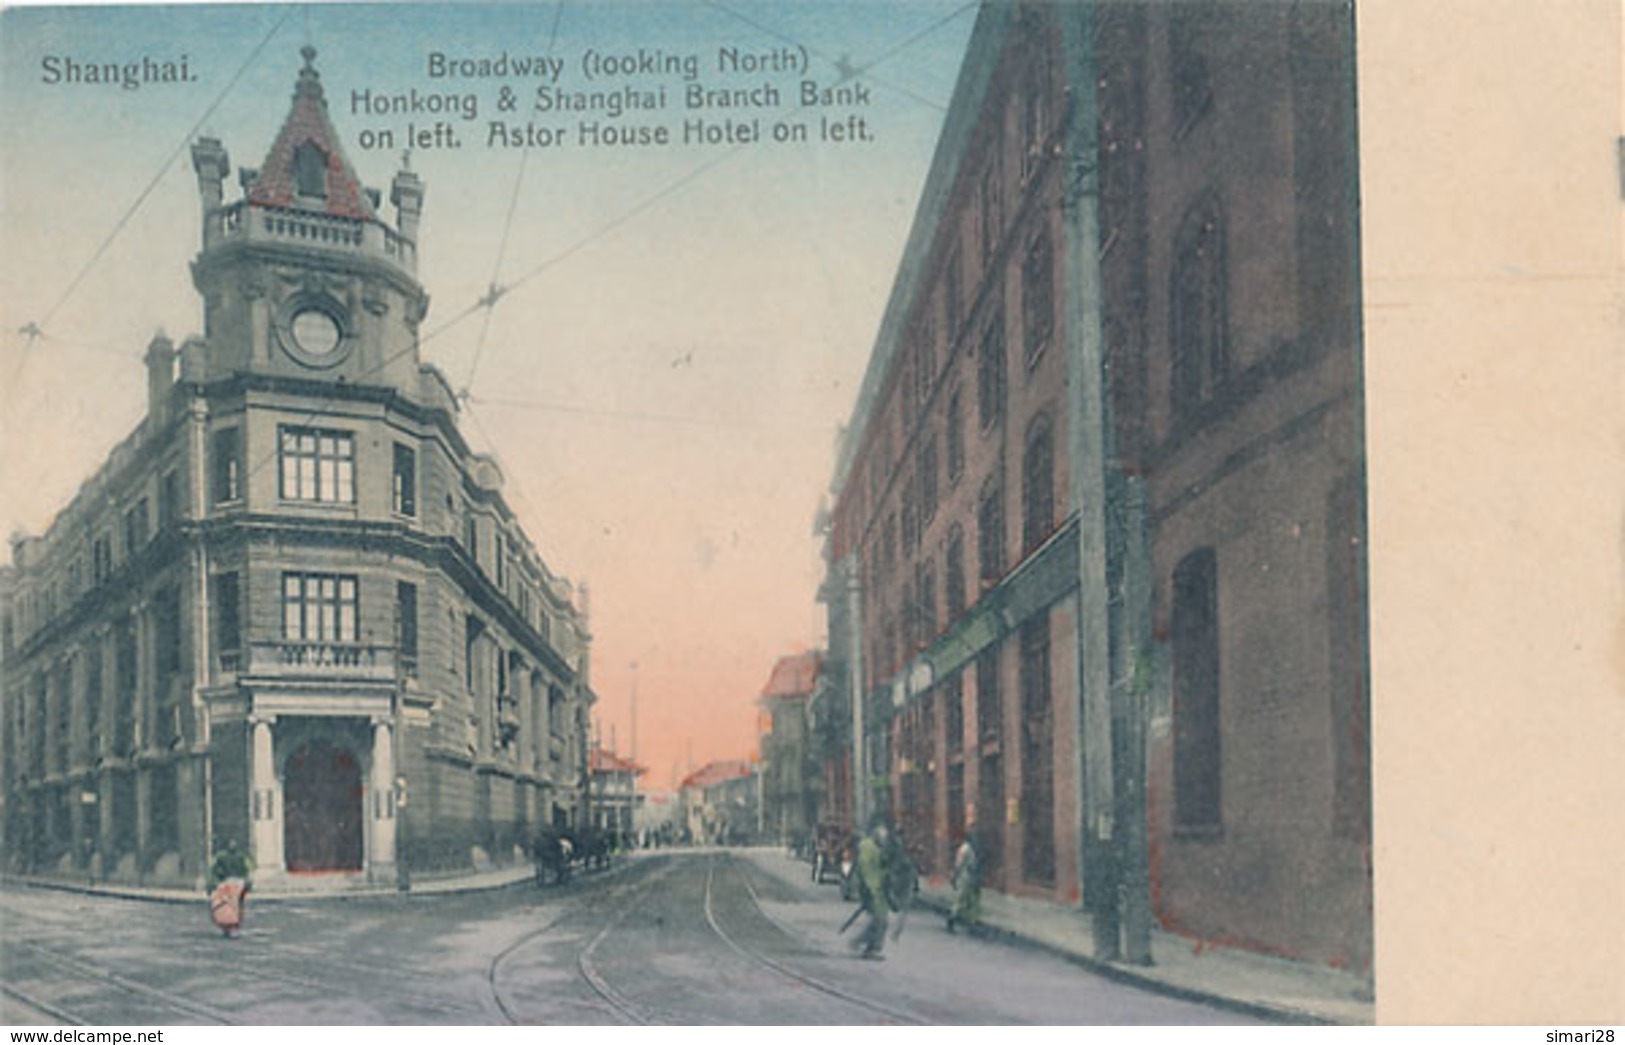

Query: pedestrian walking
[849,821,894,960]
[207,840,254,939]
[947,831,981,933]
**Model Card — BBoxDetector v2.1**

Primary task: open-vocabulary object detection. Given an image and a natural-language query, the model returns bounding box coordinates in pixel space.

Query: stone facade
[0,49,594,891]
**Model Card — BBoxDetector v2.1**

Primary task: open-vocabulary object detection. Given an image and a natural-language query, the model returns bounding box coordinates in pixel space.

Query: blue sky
[0,0,978,782]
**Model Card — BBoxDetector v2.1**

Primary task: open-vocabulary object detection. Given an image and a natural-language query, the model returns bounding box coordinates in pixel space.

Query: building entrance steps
[732,846,1374,1026]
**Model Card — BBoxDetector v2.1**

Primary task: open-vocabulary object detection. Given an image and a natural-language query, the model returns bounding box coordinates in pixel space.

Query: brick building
[818,2,1368,971]
[0,48,594,890]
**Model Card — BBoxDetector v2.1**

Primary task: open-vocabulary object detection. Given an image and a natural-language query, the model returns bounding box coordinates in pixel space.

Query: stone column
[250,717,282,872]
[370,719,396,870]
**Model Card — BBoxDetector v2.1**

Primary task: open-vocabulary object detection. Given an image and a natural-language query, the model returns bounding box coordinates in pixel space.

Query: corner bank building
[1,50,596,891]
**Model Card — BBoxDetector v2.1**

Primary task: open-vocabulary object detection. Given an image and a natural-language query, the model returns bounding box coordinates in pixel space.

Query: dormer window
[294,142,327,199]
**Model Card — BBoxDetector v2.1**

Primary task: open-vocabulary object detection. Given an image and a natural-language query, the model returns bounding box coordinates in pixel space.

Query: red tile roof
[678,759,755,791]
[759,650,823,701]
[590,747,646,776]
[245,46,376,220]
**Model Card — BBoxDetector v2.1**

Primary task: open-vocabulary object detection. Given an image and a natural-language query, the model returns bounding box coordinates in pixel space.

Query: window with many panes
[113,623,136,757]
[978,479,1004,586]
[920,435,938,523]
[978,310,1006,430]
[1022,417,1056,554]
[211,427,241,504]
[393,443,417,516]
[979,153,1003,265]
[397,581,418,676]
[282,573,358,643]
[976,644,1001,742]
[122,500,149,556]
[159,470,180,530]
[945,248,963,338]
[945,526,966,620]
[278,427,355,504]
[84,636,102,760]
[213,573,241,665]
[93,536,111,584]
[154,586,182,682]
[1023,232,1054,365]
[53,659,72,771]
[917,559,937,643]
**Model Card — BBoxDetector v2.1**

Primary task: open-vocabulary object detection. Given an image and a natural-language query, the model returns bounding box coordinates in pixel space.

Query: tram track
[0,980,84,1025]
[4,893,486,1024]
[174,939,491,1022]
[702,854,927,1025]
[6,938,238,1025]
[486,858,684,1025]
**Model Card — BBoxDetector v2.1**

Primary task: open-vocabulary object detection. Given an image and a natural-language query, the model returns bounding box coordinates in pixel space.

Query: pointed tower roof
[245,45,376,220]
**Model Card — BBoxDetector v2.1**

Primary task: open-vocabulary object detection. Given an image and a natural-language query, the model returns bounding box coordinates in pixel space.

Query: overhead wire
[59,2,975,560]
[461,0,569,396]
[421,1,976,355]
[701,0,973,113]
[11,5,297,382]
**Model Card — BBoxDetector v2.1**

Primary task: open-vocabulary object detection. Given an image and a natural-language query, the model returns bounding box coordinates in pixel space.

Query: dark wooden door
[284,740,363,872]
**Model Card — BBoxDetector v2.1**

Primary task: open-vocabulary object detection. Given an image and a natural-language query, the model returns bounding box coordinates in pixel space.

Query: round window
[290,308,342,358]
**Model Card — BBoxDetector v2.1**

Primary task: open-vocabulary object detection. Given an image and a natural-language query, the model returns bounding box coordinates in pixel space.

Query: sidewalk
[2,863,537,905]
[736,846,1374,1026]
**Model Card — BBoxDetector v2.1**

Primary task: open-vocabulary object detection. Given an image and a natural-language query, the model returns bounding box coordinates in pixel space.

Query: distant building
[589,746,644,843]
[818,2,1368,971]
[757,651,821,846]
[633,787,679,845]
[678,759,758,847]
[0,49,595,890]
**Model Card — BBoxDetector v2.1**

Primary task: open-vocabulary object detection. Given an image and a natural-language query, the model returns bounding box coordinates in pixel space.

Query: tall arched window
[1022,415,1056,554]
[977,477,1004,587]
[978,308,1007,430]
[945,524,966,619]
[1170,193,1228,420]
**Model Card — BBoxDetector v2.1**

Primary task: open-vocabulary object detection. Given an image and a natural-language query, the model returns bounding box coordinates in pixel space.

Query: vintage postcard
[0,0,1618,1030]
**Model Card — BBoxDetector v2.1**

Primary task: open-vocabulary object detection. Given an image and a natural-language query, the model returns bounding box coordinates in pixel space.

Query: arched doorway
[283,739,363,872]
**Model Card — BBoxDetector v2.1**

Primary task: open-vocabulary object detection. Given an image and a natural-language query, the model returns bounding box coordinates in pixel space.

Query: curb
[735,847,1367,1028]
[908,890,1358,1026]
[1,861,630,907]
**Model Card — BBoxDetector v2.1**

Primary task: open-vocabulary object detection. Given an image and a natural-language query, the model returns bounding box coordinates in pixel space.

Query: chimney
[179,336,209,384]
[145,332,176,429]
[190,137,231,247]
[391,157,426,255]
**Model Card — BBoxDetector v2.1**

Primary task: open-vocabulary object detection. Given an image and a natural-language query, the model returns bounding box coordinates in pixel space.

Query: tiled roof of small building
[679,759,754,791]
[590,747,646,776]
[245,46,376,220]
[759,650,822,700]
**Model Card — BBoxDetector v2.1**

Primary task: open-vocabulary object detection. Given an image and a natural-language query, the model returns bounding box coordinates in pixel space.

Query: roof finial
[296,44,323,100]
